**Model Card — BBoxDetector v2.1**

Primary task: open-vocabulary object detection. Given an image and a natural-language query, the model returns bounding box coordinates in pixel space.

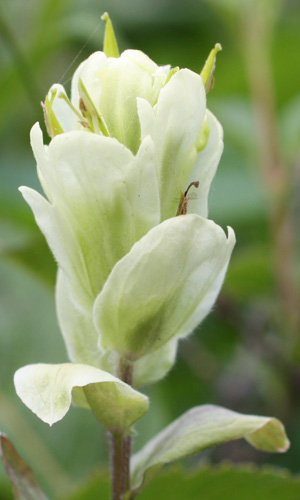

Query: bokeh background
[0,0,299,497]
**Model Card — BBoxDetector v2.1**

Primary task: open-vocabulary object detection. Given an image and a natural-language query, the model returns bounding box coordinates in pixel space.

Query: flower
[14,14,235,426]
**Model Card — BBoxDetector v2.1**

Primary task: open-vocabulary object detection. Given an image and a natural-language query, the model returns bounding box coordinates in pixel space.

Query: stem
[110,358,133,500]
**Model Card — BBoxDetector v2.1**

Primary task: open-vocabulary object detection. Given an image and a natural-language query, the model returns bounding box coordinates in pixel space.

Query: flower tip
[226,226,236,246]
[101,12,109,21]
[200,42,222,93]
[101,11,119,58]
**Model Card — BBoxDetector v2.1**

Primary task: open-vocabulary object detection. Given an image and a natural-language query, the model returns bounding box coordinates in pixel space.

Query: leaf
[59,464,300,500]
[136,465,300,500]
[0,434,48,500]
[130,405,289,491]
[14,363,149,431]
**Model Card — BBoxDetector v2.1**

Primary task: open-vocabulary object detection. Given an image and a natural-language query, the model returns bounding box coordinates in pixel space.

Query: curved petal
[56,269,113,369]
[71,51,107,111]
[133,339,178,388]
[138,69,206,220]
[56,268,176,387]
[93,214,235,359]
[14,363,149,431]
[25,125,160,312]
[187,110,223,217]
[71,50,167,153]
[44,84,81,137]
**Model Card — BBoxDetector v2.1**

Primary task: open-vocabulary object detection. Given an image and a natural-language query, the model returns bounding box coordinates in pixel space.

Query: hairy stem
[111,358,133,500]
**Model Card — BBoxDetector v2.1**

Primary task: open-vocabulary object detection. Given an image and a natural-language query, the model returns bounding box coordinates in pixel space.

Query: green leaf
[136,465,300,500]
[130,405,289,491]
[59,464,300,500]
[0,434,48,500]
[14,363,149,431]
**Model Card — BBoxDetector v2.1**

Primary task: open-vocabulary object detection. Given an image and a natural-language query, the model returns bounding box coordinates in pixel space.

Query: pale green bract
[14,364,149,430]
[130,405,290,493]
[14,16,235,427]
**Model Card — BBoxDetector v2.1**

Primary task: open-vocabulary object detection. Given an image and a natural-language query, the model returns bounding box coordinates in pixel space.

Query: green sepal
[78,77,110,135]
[200,43,222,93]
[43,89,64,138]
[164,66,179,85]
[101,12,120,58]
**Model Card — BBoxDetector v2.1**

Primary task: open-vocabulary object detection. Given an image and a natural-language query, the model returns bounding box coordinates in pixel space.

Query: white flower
[15,14,234,426]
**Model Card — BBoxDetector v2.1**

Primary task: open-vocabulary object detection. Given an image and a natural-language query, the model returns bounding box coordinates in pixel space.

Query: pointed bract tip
[200,42,222,93]
[101,11,119,58]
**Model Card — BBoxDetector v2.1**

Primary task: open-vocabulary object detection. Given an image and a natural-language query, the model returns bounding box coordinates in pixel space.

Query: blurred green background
[0,0,299,498]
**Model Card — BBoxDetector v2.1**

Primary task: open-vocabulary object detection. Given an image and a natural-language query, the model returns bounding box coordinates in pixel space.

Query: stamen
[177,181,199,216]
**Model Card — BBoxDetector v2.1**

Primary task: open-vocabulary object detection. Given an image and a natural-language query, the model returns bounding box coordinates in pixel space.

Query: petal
[71,50,167,154]
[131,405,290,491]
[71,51,107,111]
[96,50,165,154]
[14,363,149,431]
[138,69,206,220]
[56,269,114,369]
[25,126,160,312]
[30,123,51,201]
[57,267,176,387]
[133,339,178,388]
[93,214,235,359]
[187,110,224,217]
[44,84,81,137]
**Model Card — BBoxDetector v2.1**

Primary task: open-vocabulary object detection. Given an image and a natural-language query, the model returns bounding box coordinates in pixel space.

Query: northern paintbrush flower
[14,14,235,426]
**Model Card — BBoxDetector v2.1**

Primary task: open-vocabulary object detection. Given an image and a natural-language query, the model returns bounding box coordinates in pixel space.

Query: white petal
[187,110,224,217]
[133,339,178,388]
[94,214,235,359]
[14,363,149,430]
[71,51,107,109]
[56,269,107,368]
[138,69,206,220]
[26,130,159,312]
[30,123,51,202]
[46,84,80,133]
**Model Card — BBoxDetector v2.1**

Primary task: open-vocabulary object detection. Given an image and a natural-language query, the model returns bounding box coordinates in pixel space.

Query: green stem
[111,358,133,500]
